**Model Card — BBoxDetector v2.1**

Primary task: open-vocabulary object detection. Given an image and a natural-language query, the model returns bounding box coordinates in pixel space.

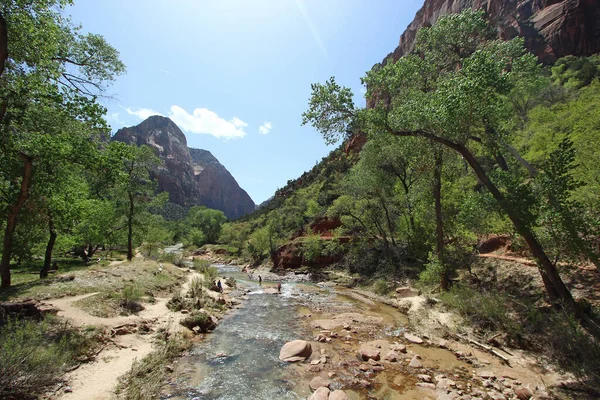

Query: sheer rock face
[382,0,600,68]
[189,148,255,220]
[112,116,255,219]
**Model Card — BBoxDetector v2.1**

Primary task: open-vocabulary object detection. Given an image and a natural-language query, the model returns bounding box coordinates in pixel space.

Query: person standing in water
[277,282,281,293]
[258,275,262,285]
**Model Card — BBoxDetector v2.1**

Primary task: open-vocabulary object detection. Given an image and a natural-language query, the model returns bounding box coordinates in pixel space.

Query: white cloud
[124,107,162,120]
[258,121,274,135]
[158,68,172,75]
[169,105,248,139]
[109,112,125,125]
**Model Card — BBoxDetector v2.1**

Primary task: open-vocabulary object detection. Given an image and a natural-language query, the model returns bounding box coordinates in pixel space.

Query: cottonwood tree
[0,0,124,287]
[302,10,584,316]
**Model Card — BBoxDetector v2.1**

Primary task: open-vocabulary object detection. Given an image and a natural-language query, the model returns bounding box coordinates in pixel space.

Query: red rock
[359,348,381,361]
[515,387,534,400]
[113,116,255,219]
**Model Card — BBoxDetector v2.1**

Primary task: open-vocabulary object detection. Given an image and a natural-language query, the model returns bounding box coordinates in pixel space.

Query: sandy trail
[50,272,201,400]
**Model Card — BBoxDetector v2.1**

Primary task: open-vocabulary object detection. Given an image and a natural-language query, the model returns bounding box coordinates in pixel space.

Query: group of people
[255,275,281,293]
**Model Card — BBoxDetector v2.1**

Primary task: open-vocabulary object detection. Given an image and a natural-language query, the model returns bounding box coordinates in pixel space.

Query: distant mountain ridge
[112,116,255,219]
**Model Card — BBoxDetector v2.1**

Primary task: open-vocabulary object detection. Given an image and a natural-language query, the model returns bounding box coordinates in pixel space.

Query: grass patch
[439,284,517,333]
[2,260,186,304]
[372,278,392,296]
[0,316,101,399]
[114,329,191,400]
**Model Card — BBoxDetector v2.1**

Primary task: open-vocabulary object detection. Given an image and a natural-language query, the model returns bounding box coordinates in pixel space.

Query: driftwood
[456,333,512,366]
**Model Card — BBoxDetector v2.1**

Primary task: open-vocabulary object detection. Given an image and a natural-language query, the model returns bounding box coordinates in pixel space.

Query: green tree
[107,143,162,261]
[0,0,124,287]
[303,10,581,316]
[187,206,227,245]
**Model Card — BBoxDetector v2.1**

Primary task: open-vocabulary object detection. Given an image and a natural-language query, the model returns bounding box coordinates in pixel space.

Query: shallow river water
[164,265,330,400]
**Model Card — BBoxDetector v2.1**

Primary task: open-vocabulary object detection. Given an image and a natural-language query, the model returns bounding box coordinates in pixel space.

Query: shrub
[115,330,191,400]
[225,276,236,289]
[0,317,97,398]
[440,285,517,332]
[120,285,144,313]
[180,311,215,333]
[373,279,391,296]
[192,258,211,273]
[203,266,219,287]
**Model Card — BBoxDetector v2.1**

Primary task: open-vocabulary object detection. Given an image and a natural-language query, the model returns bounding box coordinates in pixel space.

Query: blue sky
[69,0,424,204]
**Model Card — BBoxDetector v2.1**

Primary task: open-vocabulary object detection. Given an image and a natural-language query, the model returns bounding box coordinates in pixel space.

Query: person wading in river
[277,282,281,294]
[258,275,262,285]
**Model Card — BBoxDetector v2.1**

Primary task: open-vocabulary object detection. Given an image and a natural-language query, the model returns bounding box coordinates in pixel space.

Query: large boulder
[279,340,312,362]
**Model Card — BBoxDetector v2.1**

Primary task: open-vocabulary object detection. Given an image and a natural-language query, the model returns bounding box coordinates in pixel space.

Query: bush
[543,312,600,393]
[192,258,211,273]
[0,317,97,398]
[180,311,215,333]
[203,266,219,287]
[115,330,190,400]
[372,279,391,296]
[440,285,517,332]
[120,285,144,313]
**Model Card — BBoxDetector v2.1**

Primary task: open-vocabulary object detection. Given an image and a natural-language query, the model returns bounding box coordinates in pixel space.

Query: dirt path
[50,272,201,400]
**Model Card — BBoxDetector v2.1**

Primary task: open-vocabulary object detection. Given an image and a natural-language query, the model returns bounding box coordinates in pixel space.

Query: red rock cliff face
[383,0,600,67]
[112,116,255,219]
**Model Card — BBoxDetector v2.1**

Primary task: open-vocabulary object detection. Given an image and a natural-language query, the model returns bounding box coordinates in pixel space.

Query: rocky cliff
[383,0,600,66]
[112,116,255,219]
[189,148,255,220]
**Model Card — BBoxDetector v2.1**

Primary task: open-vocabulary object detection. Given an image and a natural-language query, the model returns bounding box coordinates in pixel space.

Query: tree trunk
[40,216,57,279]
[433,149,449,290]
[0,155,33,288]
[0,11,7,79]
[457,143,578,312]
[389,129,579,315]
[127,191,134,261]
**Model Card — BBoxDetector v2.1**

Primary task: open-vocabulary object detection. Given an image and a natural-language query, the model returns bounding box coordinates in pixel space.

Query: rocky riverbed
[161,263,559,400]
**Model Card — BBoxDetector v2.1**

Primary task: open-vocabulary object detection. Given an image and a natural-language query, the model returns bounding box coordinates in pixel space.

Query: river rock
[515,387,534,400]
[279,340,312,362]
[329,390,349,400]
[308,387,330,400]
[359,347,380,361]
[309,376,330,390]
[403,332,423,344]
[383,351,399,362]
[408,355,422,368]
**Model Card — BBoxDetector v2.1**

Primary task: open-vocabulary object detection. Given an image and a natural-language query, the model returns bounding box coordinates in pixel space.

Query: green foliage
[192,258,212,272]
[440,285,517,332]
[419,252,445,287]
[551,55,600,90]
[0,317,98,398]
[373,279,391,296]
[180,311,215,333]
[119,285,144,313]
[186,206,227,244]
